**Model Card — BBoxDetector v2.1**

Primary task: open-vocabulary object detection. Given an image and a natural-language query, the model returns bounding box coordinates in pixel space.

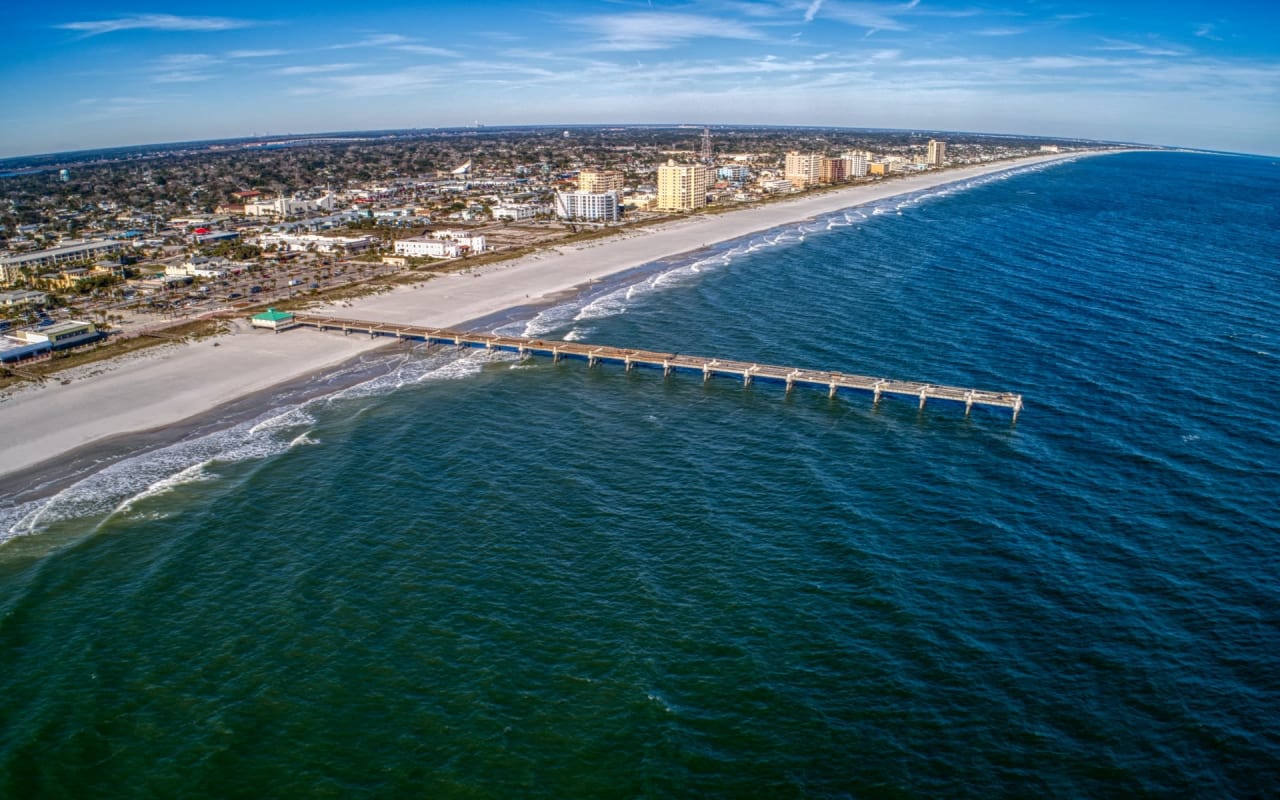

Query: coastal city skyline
[3,0,1278,159]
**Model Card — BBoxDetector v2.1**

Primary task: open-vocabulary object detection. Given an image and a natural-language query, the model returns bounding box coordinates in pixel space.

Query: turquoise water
[2,152,1277,797]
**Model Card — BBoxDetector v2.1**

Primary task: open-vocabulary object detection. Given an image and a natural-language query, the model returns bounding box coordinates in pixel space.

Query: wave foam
[0,347,506,545]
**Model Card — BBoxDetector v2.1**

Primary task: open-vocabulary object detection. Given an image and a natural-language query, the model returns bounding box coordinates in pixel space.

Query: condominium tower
[656,160,710,211]
[785,152,824,189]
[578,169,624,194]
[927,139,947,166]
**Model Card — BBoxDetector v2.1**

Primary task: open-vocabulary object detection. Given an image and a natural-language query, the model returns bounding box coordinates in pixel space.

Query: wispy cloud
[153,71,215,83]
[1194,24,1223,41]
[148,53,221,83]
[329,33,412,49]
[804,0,825,23]
[573,12,767,51]
[394,44,462,58]
[813,0,922,34]
[228,49,289,59]
[57,14,255,37]
[1096,38,1187,57]
[322,66,442,96]
[976,27,1026,37]
[277,64,360,76]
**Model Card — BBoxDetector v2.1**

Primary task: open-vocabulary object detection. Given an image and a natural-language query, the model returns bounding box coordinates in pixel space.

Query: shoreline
[0,151,1112,484]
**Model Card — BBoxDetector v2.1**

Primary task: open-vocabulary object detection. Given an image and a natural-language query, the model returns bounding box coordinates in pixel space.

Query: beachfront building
[785,152,824,189]
[251,308,297,332]
[821,157,847,184]
[928,139,948,166]
[555,191,621,222]
[759,178,795,194]
[5,321,103,356]
[394,230,486,259]
[656,161,711,212]
[718,165,751,183]
[577,169,624,194]
[0,240,125,284]
[841,151,870,178]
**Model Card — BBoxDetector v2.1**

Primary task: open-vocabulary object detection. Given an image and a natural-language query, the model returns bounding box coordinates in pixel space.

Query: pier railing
[290,313,1024,420]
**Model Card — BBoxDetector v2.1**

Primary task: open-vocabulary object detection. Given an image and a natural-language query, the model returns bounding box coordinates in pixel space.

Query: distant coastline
[0,150,1117,485]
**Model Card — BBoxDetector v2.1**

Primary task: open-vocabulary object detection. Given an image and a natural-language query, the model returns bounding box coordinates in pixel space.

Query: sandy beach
[0,152,1104,480]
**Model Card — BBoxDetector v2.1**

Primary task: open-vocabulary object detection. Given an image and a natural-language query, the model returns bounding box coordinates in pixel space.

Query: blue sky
[2,0,1277,158]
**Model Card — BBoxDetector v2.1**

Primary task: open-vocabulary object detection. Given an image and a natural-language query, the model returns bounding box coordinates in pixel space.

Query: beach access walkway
[290,313,1024,420]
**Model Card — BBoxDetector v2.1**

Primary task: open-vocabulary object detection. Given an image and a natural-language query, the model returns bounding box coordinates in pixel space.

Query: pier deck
[290,313,1024,420]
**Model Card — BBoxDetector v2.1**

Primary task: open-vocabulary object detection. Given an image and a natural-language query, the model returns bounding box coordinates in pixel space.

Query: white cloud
[813,0,920,34]
[153,71,215,83]
[1096,38,1187,57]
[573,12,766,51]
[394,45,462,57]
[277,64,361,76]
[330,34,412,49]
[976,27,1027,37]
[228,49,289,58]
[804,0,825,23]
[57,14,255,36]
[1194,24,1223,41]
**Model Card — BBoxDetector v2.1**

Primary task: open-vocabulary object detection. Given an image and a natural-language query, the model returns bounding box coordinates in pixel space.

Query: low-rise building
[394,230,486,259]
[251,308,297,332]
[256,233,376,254]
[0,240,125,283]
[0,290,50,310]
[492,203,545,222]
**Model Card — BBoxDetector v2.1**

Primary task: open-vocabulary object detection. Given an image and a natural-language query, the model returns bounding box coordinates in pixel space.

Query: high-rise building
[555,191,621,222]
[927,139,947,166]
[657,160,710,211]
[577,169,624,194]
[841,151,870,178]
[821,157,846,184]
[784,152,823,188]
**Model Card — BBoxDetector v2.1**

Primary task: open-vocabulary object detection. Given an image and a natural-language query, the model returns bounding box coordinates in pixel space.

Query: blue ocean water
[1,152,1277,797]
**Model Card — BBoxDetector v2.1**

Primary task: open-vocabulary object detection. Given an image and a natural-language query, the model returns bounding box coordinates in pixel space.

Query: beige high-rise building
[784,152,823,188]
[578,169,624,194]
[927,139,947,166]
[656,160,710,211]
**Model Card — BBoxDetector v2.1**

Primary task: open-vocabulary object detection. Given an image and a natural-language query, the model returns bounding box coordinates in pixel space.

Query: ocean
[1,151,1277,797]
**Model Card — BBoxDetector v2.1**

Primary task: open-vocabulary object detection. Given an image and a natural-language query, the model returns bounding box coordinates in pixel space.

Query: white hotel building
[394,231,487,259]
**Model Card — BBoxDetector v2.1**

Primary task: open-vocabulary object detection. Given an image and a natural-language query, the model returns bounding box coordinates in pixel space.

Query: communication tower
[700,127,713,166]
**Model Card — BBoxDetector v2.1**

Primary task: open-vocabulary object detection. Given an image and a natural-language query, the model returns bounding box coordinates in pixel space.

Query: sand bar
[0,152,1105,480]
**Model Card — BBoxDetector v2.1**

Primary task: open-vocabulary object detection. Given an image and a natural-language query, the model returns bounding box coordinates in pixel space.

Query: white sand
[0,152,1105,479]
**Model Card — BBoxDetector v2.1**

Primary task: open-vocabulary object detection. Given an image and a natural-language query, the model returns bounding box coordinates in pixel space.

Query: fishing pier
[290,312,1024,420]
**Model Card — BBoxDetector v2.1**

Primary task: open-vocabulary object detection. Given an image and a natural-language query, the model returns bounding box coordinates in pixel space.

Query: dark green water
[2,152,1277,797]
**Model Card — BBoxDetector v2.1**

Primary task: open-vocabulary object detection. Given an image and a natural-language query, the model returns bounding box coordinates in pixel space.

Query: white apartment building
[493,203,546,222]
[555,191,621,222]
[840,151,870,178]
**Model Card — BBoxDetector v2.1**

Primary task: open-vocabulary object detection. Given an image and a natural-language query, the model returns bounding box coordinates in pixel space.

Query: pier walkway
[291,313,1024,420]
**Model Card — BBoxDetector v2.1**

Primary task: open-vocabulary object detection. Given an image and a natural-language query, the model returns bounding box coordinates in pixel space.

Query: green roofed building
[250,308,296,332]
